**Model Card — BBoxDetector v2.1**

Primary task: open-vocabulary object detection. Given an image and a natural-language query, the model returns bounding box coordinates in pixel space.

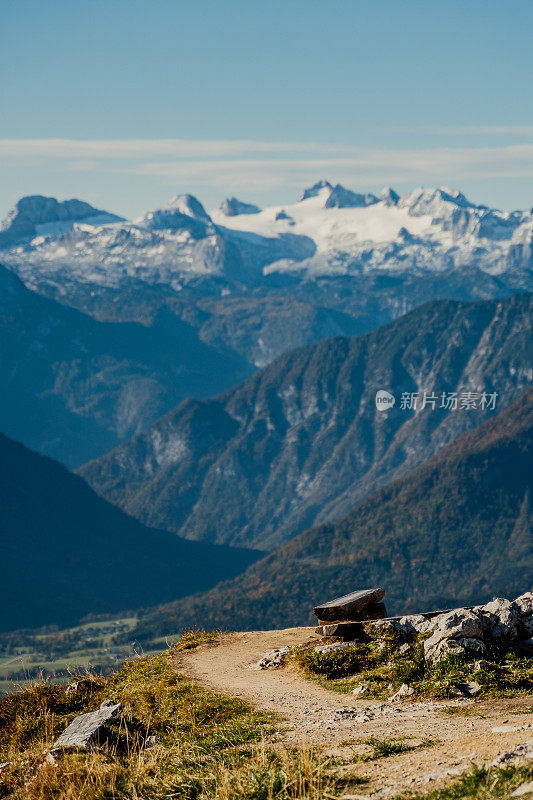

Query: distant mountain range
[130,388,533,641]
[0,431,259,632]
[3,184,533,288]
[0,264,250,467]
[1,186,532,372]
[79,293,533,551]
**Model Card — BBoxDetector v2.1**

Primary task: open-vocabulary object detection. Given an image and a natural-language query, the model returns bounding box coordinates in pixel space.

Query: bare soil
[175,627,533,797]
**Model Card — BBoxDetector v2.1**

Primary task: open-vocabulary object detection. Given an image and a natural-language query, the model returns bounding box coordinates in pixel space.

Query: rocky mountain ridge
[79,293,533,551]
[2,183,532,295]
[1,184,532,376]
[0,195,122,249]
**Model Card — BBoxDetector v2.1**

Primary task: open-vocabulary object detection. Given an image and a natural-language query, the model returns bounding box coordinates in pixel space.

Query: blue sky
[1,0,532,218]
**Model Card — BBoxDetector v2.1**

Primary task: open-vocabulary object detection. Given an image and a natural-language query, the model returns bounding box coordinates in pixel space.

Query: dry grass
[2,629,531,800]
[172,628,221,652]
[0,640,364,800]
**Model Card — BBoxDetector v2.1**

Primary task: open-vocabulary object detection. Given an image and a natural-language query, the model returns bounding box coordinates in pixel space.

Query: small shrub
[364,736,415,759]
[293,643,377,679]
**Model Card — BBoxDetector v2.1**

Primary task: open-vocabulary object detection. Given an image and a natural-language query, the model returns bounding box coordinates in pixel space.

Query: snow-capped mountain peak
[399,186,478,216]
[166,194,211,221]
[0,195,123,248]
[324,184,378,209]
[299,180,333,201]
[218,197,262,216]
[299,181,377,209]
[379,187,400,205]
[135,194,213,231]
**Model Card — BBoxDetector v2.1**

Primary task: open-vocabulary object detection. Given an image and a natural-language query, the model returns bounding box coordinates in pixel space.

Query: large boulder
[514,592,533,616]
[50,700,122,754]
[396,614,431,637]
[423,609,484,664]
[425,609,484,639]
[425,637,468,663]
[481,598,520,639]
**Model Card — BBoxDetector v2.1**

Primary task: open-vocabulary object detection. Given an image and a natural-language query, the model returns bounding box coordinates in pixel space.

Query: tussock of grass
[173,628,221,652]
[291,627,533,700]
[363,736,416,760]
[340,736,438,762]
[0,642,365,800]
[395,764,533,799]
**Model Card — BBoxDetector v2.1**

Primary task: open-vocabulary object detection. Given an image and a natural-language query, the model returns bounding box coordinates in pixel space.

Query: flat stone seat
[314,588,385,622]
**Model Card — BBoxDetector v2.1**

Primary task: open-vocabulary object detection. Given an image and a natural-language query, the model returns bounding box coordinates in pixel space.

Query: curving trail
[174,627,533,797]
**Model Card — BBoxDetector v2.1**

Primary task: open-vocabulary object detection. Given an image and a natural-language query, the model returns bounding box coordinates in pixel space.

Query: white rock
[254,646,293,669]
[424,635,461,664]
[397,614,429,636]
[511,780,533,796]
[426,609,484,638]
[482,598,520,639]
[390,683,414,700]
[50,700,122,753]
[514,592,533,616]
[492,725,521,733]
[423,609,485,663]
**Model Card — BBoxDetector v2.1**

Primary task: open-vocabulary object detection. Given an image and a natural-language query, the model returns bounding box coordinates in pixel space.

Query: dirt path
[175,627,533,797]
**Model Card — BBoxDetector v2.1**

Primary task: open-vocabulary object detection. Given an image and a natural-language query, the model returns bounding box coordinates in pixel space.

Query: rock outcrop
[373,592,533,664]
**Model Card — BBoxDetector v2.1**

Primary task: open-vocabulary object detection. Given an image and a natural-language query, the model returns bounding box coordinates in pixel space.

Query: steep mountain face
[80,293,533,551]
[0,431,259,632]
[131,389,533,640]
[52,263,530,372]
[0,264,251,467]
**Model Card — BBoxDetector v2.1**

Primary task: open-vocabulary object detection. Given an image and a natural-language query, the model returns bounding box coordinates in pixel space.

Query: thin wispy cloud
[0,138,359,159]
[2,138,533,209]
[426,126,533,136]
[110,144,533,186]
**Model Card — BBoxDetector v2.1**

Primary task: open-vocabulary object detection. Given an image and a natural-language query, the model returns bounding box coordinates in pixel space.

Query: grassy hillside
[0,432,259,632]
[131,389,533,639]
[1,641,531,800]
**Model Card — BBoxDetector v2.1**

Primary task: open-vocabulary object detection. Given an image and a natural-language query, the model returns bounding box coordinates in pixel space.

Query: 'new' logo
[375,390,395,411]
